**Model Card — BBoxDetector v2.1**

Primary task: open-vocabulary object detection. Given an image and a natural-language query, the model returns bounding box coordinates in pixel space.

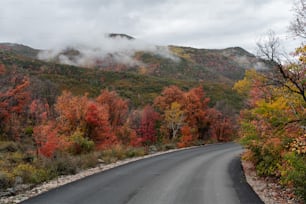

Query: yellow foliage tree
[165,102,185,139]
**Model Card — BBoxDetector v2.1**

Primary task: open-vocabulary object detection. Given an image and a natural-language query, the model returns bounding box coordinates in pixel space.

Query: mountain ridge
[0,41,270,84]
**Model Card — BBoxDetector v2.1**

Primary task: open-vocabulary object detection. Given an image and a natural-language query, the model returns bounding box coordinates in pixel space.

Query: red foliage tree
[0,76,30,140]
[85,102,118,149]
[207,108,233,142]
[33,122,67,158]
[137,105,160,145]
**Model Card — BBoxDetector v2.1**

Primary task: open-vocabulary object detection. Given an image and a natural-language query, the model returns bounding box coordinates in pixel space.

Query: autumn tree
[206,108,233,142]
[154,85,184,111]
[235,68,306,200]
[137,105,160,145]
[177,126,194,148]
[183,86,210,139]
[96,90,129,130]
[165,102,185,139]
[55,91,89,133]
[29,99,50,124]
[33,121,67,158]
[0,76,30,140]
[256,31,306,102]
[154,85,213,141]
[85,102,117,149]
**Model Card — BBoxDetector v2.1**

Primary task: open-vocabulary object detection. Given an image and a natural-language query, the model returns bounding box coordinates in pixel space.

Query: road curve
[22,143,263,204]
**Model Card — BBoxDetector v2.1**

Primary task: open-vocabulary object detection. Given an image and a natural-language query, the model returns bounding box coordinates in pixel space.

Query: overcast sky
[0,0,301,54]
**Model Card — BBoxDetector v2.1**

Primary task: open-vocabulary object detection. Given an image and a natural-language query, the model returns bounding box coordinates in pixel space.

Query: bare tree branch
[290,0,306,39]
[256,31,306,102]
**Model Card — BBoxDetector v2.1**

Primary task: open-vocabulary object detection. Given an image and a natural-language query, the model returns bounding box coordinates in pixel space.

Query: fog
[38,34,179,67]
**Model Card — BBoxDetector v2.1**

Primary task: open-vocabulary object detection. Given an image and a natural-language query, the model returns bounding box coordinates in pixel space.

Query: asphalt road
[22,143,263,204]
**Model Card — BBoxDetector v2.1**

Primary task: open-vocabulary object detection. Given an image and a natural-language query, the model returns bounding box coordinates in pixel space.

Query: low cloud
[253,61,269,70]
[37,34,179,67]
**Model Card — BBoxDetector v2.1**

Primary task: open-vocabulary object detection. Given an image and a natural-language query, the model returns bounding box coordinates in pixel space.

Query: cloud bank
[0,0,298,54]
[37,34,179,67]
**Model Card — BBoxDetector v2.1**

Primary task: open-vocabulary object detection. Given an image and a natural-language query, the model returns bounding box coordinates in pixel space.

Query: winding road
[22,143,263,204]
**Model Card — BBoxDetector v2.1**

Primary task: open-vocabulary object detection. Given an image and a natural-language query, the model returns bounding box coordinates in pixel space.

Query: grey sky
[0,0,300,53]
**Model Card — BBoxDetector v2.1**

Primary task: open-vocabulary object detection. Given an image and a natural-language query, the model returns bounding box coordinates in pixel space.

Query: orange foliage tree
[177,126,194,148]
[55,91,89,133]
[33,121,68,158]
[154,85,213,141]
[96,90,129,130]
[85,102,117,149]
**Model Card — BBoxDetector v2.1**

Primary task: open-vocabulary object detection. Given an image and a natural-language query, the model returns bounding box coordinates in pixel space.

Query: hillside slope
[0,41,271,85]
[0,48,242,110]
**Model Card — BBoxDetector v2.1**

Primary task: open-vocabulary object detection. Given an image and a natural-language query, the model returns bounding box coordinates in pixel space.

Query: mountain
[0,41,270,85]
[0,40,252,112]
[0,39,270,112]
[0,43,39,59]
[107,33,135,40]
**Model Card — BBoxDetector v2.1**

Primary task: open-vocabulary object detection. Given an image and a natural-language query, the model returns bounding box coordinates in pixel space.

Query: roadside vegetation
[235,1,305,201]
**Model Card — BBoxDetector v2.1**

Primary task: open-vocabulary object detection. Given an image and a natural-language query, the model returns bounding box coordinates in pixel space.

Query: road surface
[22,143,263,204]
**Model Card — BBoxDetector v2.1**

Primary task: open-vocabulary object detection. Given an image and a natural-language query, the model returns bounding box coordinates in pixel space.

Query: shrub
[13,164,36,183]
[281,152,306,202]
[0,141,18,153]
[255,144,281,177]
[0,171,14,189]
[126,147,146,158]
[78,153,99,169]
[24,126,34,136]
[8,152,24,163]
[69,130,95,155]
[99,145,147,164]
[239,122,259,146]
[52,153,79,175]
[160,143,176,150]
[12,164,49,184]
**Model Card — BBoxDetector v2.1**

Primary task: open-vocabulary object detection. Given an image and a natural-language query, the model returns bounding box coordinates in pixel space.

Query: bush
[52,153,79,175]
[99,145,147,164]
[239,122,259,146]
[8,152,24,163]
[69,130,95,155]
[0,141,18,152]
[78,153,99,169]
[12,163,50,184]
[163,143,176,150]
[255,144,281,177]
[0,171,14,189]
[281,152,306,202]
[126,147,146,158]
[24,126,34,136]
